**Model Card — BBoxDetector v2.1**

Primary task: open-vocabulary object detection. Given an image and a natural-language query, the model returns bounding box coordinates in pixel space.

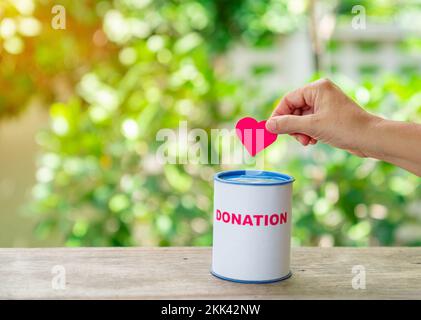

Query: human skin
[265,78,421,177]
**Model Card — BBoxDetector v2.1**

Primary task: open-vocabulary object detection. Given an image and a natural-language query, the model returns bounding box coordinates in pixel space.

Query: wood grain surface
[0,247,420,299]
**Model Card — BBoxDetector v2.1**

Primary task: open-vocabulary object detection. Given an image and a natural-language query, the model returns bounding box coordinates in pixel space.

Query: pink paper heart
[235,117,278,156]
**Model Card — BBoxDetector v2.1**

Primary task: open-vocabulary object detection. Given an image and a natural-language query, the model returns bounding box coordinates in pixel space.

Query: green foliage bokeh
[2,0,421,247]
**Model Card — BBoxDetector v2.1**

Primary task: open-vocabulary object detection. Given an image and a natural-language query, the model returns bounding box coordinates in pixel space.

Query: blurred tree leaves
[2,0,421,247]
[0,0,116,118]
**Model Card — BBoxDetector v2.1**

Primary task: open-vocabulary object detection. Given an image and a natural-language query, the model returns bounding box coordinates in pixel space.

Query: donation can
[211,170,294,283]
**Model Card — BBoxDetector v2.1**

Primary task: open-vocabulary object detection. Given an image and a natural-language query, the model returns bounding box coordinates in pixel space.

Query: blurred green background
[0,0,421,247]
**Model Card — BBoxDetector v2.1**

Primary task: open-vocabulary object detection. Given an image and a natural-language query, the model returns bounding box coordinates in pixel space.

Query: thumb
[266,115,314,135]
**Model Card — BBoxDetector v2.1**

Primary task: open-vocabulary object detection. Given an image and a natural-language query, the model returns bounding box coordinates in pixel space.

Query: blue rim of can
[210,270,292,284]
[214,170,294,186]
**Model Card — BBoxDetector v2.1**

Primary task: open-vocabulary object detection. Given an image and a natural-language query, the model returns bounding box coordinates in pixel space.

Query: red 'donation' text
[215,209,288,227]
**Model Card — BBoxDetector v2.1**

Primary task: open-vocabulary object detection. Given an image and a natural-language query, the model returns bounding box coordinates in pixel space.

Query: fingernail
[266,119,276,132]
[298,136,309,145]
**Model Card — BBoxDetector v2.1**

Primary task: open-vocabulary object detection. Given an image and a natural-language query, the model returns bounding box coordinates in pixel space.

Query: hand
[265,78,381,157]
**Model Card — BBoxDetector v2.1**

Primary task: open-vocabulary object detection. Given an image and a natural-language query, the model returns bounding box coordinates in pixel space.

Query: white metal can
[211,170,294,283]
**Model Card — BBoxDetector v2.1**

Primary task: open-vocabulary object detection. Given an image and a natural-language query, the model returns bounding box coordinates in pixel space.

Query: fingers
[271,84,317,117]
[291,134,317,146]
[266,115,317,146]
[267,79,337,146]
[309,138,318,145]
[266,114,314,136]
[291,133,313,146]
[271,78,337,117]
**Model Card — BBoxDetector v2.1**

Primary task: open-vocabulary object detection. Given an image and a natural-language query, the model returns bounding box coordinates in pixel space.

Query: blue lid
[214,170,294,186]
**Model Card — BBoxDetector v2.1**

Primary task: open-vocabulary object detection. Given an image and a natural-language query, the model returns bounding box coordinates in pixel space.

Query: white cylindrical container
[211,170,294,283]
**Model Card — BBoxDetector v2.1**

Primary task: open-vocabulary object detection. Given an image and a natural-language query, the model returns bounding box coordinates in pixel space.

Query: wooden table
[0,247,420,299]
